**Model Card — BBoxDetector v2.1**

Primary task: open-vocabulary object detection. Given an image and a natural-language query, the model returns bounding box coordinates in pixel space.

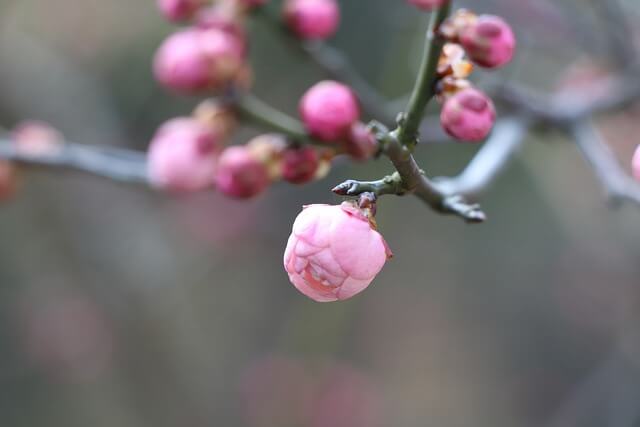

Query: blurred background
[1,0,640,426]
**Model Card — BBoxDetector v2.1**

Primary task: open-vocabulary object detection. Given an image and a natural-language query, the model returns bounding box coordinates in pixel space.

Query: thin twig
[570,120,640,208]
[0,136,149,184]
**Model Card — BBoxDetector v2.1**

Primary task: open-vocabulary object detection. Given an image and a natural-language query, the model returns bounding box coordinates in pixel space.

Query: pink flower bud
[282,146,320,184]
[215,146,271,199]
[12,120,64,156]
[299,81,360,142]
[147,117,220,192]
[284,203,392,302]
[459,15,516,69]
[440,88,496,142]
[632,145,640,181]
[346,122,378,161]
[195,3,248,52]
[154,28,245,94]
[407,0,447,11]
[283,0,340,40]
[157,0,204,22]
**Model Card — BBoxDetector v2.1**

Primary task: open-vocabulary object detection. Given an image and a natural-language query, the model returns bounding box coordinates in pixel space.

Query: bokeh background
[1,0,640,426]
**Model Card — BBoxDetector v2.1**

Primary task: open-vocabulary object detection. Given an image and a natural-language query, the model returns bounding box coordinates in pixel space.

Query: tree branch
[570,120,640,207]
[0,135,149,184]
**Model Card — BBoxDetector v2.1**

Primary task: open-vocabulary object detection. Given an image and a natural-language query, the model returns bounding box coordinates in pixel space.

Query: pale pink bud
[195,3,248,53]
[283,0,340,40]
[282,146,320,184]
[12,120,64,156]
[299,81,360,141]
[284,203,392,302]
[440,88,496,142]
[147,117,220,192]
[346,122,378,161]
[632,145,640,181]
[460,15,516,69]
[215,146,271,199]
[407,0,447,11]
[153,28,245,94]
[157,0,205,22]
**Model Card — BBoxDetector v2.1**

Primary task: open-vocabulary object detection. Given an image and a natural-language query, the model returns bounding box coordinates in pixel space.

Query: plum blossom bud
[283,0,340,40]
[154,28,245,94]
[284,202,392,302]
[148,117,221,192]
[299,81,360,142]
[459,15,516,69]
[282,146,320,184]
[346,122,378,161]
[157,0,205,22]
[632,145,640,181]
[192,99,238,140]
[247,134,288,180]
[216,146,271,199]
[407,0,447,11]
[0,160,18,201]
[12,120,64,156]
[440,88,495,142]
[195,2,247,51]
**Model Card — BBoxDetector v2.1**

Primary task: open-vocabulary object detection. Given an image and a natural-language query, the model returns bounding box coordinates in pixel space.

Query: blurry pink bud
[282,147,320,184]
[407,0,447,11]
[346,122,378,161]
[157,0,205,22]
[440,88,496,142]
[299,81,360,141]
[154,28,245,94]
[284,203,392,302]
[632,145,640,181]
[195,3,248,52]
[12,120,64,156]
[215,146,271,199]
[283,0,340,40]
[148,117,221,192]
[460,15,516,69]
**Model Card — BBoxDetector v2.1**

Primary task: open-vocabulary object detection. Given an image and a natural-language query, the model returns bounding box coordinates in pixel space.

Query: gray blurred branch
[0,137,149,184]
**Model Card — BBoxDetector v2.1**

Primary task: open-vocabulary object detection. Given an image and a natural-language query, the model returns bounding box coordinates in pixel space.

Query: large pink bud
[407,0,447,11]
[283,0,340,40]
[632,145,640,181]
[147,117,220,192]
[460,15,516,69]
[440,88,496,142]
[299,81,360,142]
[284,203,392,302]
[215,146,271,199]
[154,28,245,94]
[157,0,204,22]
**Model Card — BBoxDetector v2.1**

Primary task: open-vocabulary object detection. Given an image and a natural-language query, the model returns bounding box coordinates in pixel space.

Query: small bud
[283,0,340,40]
[12,120,64,156]
[0,160,18,202]
[459,15,516,69]
[247,134,288,180]
[157,0,205,22]
[216,146,271,199]
[437,43,474,79]
[154,28,245,94]
[299,81,360,141]
[192,99,238,140]
[440,88,496,142]
[284,203,392,302]
[147,117,221,192]
[195,2,248,52]
[281,146,320,184]
[633,145,640,181]
[407,0,447,11]
[345,122,378,161]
